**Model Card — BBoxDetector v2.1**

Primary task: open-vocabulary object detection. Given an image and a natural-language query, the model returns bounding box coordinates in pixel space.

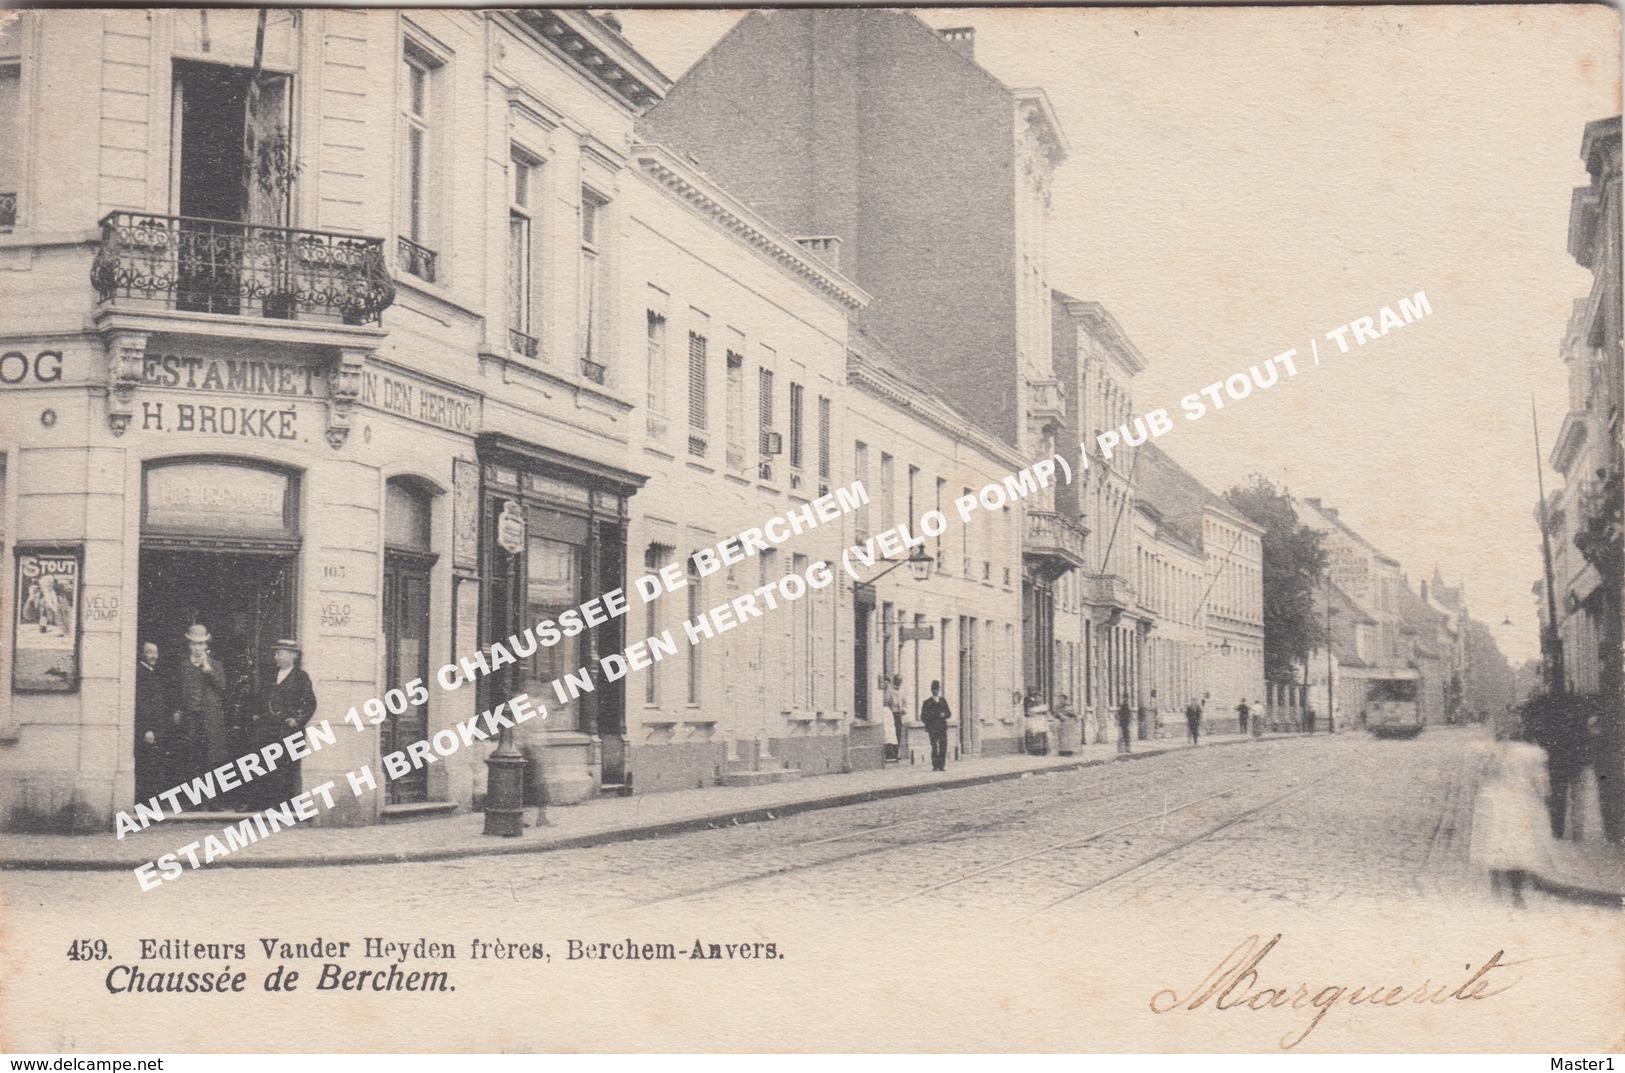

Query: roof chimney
[937,26,975,61]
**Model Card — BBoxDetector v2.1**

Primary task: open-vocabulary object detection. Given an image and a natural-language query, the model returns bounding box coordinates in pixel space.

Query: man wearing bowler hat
[175,624,228,789]
[260,638,317,807]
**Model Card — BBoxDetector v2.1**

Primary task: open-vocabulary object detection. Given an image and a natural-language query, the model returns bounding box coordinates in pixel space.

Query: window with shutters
[687,330,708,457]
[725,350,745,468]
[645,309,667,434]
[788,381,804,473]
[817,396,831,491]
[758,367,776,479]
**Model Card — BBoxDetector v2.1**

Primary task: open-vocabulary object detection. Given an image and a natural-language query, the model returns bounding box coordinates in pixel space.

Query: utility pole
[1325,572,1335,733]
[1531,398,1565,695]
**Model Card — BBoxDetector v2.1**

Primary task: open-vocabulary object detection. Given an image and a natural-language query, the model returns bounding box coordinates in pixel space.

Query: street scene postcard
[0,2,1621,1058]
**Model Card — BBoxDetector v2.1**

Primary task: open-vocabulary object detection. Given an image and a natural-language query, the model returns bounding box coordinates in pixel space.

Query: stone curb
[0,733,1296,873]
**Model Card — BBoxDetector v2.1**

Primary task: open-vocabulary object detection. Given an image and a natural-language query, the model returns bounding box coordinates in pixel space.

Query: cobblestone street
[10,726,1621,1053]
[8,727,1602,923]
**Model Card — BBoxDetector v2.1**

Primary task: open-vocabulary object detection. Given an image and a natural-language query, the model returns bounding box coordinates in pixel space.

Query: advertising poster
[13,549,81,692]
[0,3,1620,1065]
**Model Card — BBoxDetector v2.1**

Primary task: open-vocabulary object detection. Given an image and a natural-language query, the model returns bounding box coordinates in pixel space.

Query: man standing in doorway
[175,624,229,787]
[921,680,952,772]
[1116,697,1133,754]
[134,642,168,798]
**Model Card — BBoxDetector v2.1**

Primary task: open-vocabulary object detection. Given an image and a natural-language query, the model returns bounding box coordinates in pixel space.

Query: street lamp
[868,543,935,584]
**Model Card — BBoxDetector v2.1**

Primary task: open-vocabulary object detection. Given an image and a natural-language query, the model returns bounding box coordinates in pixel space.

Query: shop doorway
[136,549,294,798]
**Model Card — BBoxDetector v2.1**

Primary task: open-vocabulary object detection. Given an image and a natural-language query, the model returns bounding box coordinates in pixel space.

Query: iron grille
[90,212,396,324]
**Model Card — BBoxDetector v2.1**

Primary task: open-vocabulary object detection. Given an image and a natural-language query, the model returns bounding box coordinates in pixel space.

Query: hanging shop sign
[496,500,527,556]
[13,548,81,693]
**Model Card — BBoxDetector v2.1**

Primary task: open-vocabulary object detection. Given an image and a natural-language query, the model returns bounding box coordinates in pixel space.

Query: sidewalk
[0,729,1277,872]
[1533,838,1624,907]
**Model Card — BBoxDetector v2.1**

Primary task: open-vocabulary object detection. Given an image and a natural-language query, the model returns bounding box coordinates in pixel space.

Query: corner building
[0,8,686,827]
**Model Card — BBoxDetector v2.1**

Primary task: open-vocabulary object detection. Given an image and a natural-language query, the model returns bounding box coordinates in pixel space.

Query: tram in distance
[1364,677,1424,739]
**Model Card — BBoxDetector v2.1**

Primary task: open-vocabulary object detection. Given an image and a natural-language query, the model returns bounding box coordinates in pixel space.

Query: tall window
[853,442,870,542]
[758,367,775,478]
[399,44,440,282]
[935,477,947,572]
[687,553,703,704]
[880,453,895,533]
[579,189,608,381]
[0,63,18,229]
[725,350,745,467]
[788,381,805,472]
[687,330,708,457]
[644,545,670,704]
[962,487,973,578]
[817,396,832,488]
[645,310,668,425]
[507,149,537,351]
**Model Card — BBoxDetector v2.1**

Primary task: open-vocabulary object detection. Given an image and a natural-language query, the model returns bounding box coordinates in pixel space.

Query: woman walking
[1470,718,1550,909]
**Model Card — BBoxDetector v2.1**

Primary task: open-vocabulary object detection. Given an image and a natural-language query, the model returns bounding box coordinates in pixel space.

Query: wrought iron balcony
[92,213,395,325]
[1023,508,1087,581]
[397,235,438,284]
[0,192,15,228]
[509,328,539,358]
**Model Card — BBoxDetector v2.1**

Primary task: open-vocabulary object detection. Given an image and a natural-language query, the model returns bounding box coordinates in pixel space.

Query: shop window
[523,534,584,731]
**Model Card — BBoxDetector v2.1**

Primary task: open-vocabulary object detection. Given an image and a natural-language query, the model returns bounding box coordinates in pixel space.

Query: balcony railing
[0,192,15,228]
[92,213,395,325]
[397,235,439,284]
[1023,508,1087,580]
[509,328,539,359]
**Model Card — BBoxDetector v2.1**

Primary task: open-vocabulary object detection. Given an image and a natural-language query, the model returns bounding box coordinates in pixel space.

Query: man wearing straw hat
[174,624,229,786]
[261,638,317,807]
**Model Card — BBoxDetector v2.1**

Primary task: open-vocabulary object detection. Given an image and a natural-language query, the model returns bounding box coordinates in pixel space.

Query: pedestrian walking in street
[260,639,317,808]
[1305,706,1318,735]
[1471,720,1551,909]
[1116,698,1133,754]
[175,624,228,791]
[1185,698,1203,745]
[1236,698,1250,736]
[921,680,952,771]
[134,641,169,799]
